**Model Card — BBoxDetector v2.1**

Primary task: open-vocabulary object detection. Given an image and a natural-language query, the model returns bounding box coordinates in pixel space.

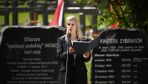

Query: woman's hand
[69,47,75,54]
[83,51,91,58]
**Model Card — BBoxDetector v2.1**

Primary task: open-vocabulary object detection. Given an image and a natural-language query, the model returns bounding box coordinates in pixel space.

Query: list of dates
[91,30,148,84]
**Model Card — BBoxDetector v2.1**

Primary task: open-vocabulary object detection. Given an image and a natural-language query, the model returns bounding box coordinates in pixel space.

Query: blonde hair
[65,16,83,39]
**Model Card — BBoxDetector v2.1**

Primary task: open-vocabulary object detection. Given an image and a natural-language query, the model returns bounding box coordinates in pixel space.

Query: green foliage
[75,0,148,33]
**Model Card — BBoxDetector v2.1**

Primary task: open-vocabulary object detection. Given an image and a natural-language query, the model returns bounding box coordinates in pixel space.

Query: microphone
[67,33,71,39]
[67,33,71,43]
[67,33,71,47]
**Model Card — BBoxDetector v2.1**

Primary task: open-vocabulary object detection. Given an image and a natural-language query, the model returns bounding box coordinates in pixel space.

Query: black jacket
[57,35,91,84]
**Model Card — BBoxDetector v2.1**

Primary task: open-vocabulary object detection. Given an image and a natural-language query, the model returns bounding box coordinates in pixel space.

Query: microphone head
[67,33,71,38]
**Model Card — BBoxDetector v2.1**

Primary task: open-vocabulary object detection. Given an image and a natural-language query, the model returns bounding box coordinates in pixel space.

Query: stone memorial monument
[0,26,65,84]
[91,29,148,84]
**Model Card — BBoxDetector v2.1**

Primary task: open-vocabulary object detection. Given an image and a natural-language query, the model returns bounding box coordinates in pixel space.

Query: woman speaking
[57,15,91,84]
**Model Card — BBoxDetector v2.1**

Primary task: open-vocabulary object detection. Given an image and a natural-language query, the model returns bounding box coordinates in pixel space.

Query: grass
[86,59,92,84]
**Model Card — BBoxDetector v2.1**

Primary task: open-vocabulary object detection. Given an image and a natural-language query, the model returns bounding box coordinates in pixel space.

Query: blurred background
[0,0,148,36]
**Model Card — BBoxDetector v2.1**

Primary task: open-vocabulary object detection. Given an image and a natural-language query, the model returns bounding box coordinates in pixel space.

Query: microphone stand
[65,34,71,84]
